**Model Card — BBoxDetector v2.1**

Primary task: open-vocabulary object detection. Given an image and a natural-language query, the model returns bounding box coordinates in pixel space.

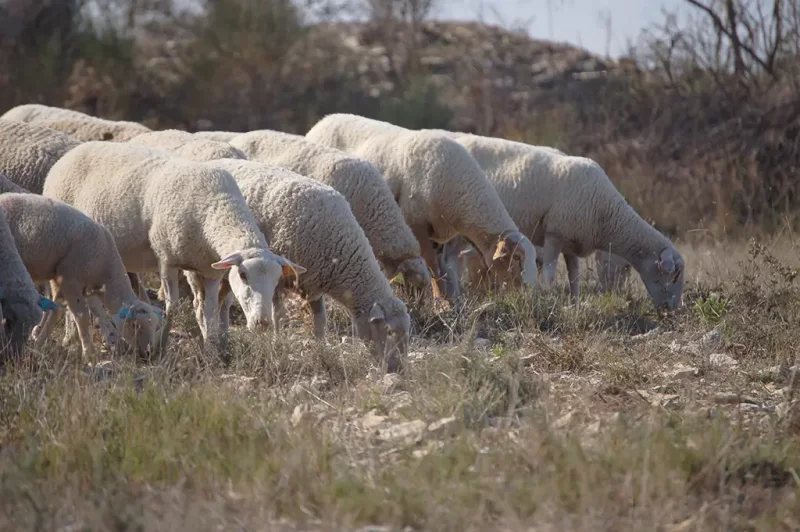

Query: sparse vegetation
[2,238,800,530]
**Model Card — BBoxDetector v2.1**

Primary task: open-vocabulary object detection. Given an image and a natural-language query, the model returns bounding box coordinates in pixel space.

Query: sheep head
[354,300,410,373]
[490,231,539,289]
[115,301,163,358]
[638,247,685,310]
[212,248,306,332]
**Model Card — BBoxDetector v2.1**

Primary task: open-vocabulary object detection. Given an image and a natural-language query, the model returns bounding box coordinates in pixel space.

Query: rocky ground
[2,236,800,531]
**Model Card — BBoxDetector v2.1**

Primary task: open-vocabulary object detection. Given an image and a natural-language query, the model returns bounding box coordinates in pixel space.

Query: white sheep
[43,141,306,353]
[0,210,56,358]
[0,119,80,194]
[35,118,150,142]
[305,114,538,302]
[436,134,684,309]
[194,131,242,142]
[1,103,95,123]
[205,158,410,371]
[0,193,162,358]
[229,129,430,288]
[129,130,247,162]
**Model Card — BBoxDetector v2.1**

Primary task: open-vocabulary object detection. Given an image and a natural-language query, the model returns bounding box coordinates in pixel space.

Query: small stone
[629,327,662,344]
[427,416,458,435]
[666,364,699,379]
[475,337,492,348]
[709,353,738,368]
[711,392,761,405]
[702,329,723,349]
[376,420,426,445]
[553,411,573,429]
[381,373,402,393]
[359,410,388,430]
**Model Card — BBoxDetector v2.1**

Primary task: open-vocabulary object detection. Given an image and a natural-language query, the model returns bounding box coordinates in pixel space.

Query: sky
[432,0,686,58]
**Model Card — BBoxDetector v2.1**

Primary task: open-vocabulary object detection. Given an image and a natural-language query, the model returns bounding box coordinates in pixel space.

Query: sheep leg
[308,298,326,340]
[564,252,581,301]
[33,282,64,350]
[540,235,563,290]
[185,272,223,353]
[414,229,446,302]
[128,273,150,304]
[438,239,464,300]
[60,283,95,360]
[157,266,180,354]
[86,294,119,352]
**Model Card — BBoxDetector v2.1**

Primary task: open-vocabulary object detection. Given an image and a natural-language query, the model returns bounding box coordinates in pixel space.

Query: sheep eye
[239,270,248,282]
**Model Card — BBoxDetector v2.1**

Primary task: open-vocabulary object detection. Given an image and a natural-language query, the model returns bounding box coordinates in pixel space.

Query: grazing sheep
[129,129,247,162]
[205,158,410,371]
[0,119,80,194]
[194,131,242,142]
[436,134,684,309]
[36,118,150,142]
[0,193,162,358]
[229,130,430,288]
[0,211,56,359]
[43,142,305,353]
[305,114,538,302]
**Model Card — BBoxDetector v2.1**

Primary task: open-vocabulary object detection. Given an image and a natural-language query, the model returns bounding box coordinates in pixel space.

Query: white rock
[475,337,492,348]
[376,420,426,445]
[427,416,458,435]
[709,353,738,368]
[358,410,388,431]
[666,364,699,379]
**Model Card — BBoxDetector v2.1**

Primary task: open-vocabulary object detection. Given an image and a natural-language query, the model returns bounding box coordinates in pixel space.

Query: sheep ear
[368,303,386,325]
[211,253,244,270]
[276,255,307,276]
[658,249,676,274]
[39,297,60,312]
[492,240,509,260]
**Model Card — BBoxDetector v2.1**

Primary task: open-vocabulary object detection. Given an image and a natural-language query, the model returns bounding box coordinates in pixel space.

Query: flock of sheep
[0,103,685,372]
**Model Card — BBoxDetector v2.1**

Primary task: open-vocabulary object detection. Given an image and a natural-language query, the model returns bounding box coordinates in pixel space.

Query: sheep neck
[599,199,671,274]
[204,201,268,259]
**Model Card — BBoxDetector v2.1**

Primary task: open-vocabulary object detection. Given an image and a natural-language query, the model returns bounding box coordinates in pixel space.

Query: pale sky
[433,0,686,58]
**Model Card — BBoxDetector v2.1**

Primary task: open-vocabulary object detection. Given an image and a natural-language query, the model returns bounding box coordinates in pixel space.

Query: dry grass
[3,236,800,531]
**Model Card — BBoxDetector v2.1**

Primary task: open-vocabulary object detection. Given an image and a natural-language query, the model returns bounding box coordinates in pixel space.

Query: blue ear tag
[153,308,164,320]
[39,297,60,312]
[0,289,4,299]
[118,307,134,319]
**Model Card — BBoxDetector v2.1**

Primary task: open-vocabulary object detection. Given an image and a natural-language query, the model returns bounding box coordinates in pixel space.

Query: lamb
[0,119,81,194]
[204,158,410,371]
[229,130,430,288]
[0,193,162,358]
[305,114,538,302]
[43,142,306,353]
[0,210,57,359]
[35,118,150,142]
[129,130,247,162]
[435,133,684,309]
[194,131,242,142]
